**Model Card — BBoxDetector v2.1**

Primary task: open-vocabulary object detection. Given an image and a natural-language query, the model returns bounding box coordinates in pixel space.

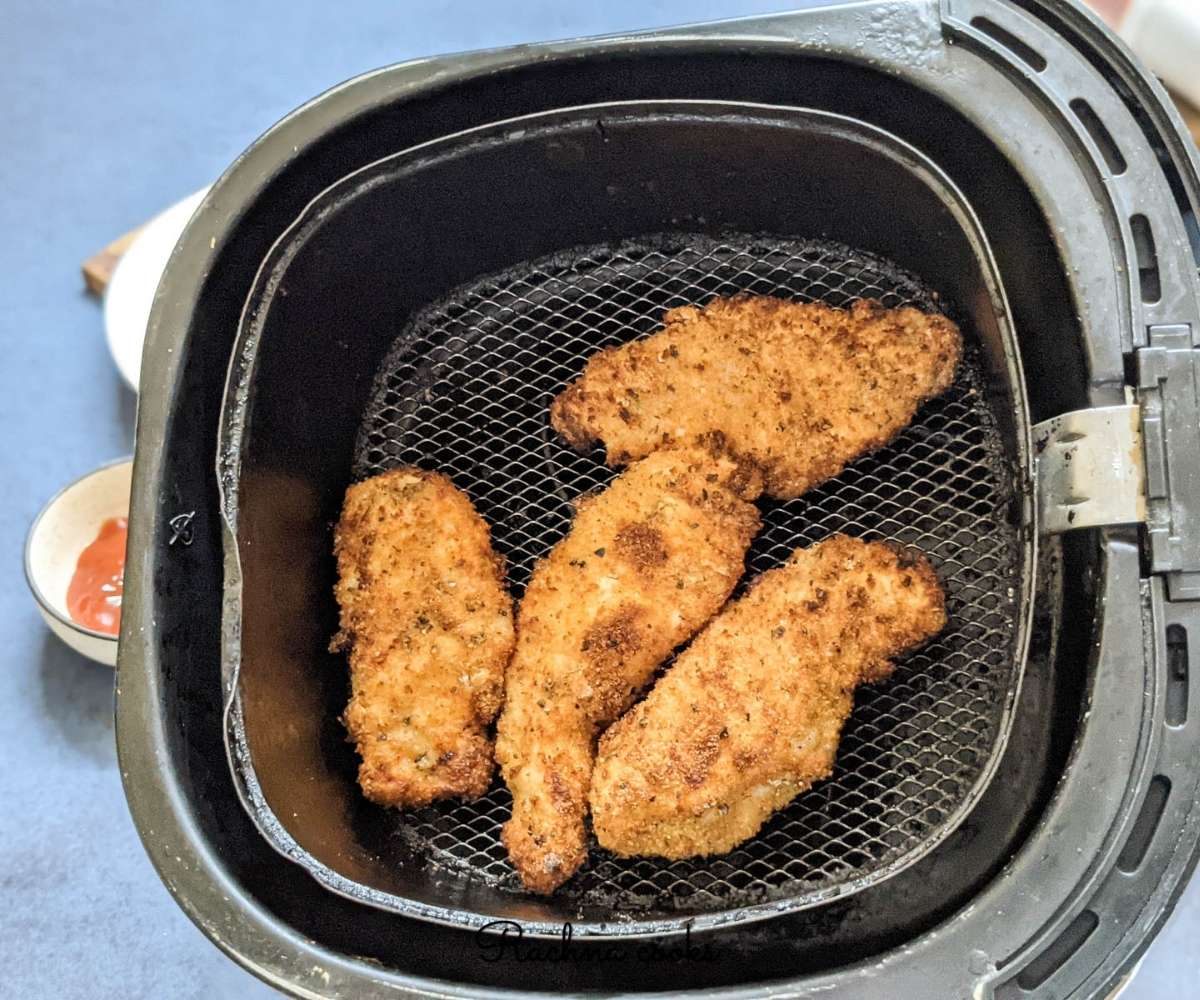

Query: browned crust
[549,295,962,499]
[334,467,515,809]
[550,380,595,450]
[590,534,947,860]
[495,446,764,892]
[613,521,669,571]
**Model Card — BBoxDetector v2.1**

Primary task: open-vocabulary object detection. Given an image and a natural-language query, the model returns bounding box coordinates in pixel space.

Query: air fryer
[117,3,1200,997]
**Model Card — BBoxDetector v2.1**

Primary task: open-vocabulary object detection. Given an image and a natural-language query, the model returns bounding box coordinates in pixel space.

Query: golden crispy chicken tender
[496,446,763,893]
[590,534,946,860]
[333,468,514,808]
[551,295,962,499]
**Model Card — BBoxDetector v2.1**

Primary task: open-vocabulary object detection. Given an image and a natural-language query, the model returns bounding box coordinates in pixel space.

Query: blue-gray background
[1,1,1195,996]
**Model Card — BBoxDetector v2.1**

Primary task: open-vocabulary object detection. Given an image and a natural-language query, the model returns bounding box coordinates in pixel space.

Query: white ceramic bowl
[25,458,133,666]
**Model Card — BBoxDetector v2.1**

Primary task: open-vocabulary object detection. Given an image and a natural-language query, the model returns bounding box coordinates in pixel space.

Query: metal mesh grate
[355,235,1023,916]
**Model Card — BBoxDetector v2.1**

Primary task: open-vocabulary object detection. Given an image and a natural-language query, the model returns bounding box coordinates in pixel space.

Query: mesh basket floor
[355,234,1023,917]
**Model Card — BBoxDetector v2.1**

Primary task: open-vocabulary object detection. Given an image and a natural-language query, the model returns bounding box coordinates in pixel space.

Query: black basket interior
[221,103,1035,937]
[352,235,1022,916]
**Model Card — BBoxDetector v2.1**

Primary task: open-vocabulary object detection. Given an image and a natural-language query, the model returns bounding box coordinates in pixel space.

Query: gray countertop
[1,0,1195,995]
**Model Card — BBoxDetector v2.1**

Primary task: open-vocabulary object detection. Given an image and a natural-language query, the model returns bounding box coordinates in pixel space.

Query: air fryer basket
[219,102,1034,935]
[119,3,1200,997]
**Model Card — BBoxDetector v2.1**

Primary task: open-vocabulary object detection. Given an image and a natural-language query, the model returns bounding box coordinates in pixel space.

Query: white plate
[104,186,210,391]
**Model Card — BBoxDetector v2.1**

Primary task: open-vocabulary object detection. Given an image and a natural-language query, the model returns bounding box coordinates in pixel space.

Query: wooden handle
[81,224,144,297]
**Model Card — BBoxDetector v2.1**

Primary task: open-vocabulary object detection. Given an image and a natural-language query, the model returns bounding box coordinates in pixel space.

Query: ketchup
[67,516,128,636]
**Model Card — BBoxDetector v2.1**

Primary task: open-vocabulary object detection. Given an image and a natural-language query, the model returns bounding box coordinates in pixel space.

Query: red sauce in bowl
[67,517,127,636]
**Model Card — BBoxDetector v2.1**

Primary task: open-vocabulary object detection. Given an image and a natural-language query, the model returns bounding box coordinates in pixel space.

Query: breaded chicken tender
[551,295,962,499]
[333,468,514,808]
[496,446,763,893]
[590,534,946,860]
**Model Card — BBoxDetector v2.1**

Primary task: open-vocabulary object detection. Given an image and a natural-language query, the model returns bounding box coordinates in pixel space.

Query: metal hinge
[1034,403,1146,536]
[1136,324,1200,600]
[1036,324,1200,601]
